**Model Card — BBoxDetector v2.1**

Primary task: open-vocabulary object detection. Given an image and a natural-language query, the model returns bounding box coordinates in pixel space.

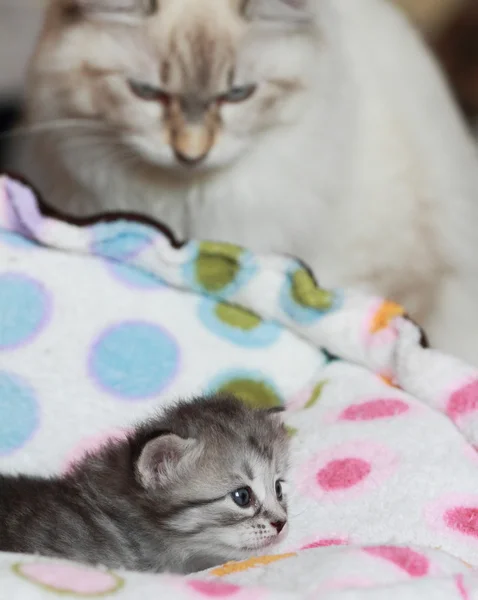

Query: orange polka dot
[378,374,401,389]
[369,301,405,334]
[210,553,296,577]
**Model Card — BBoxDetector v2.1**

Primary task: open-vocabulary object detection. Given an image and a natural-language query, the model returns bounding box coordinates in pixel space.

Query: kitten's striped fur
[0,395,289,574]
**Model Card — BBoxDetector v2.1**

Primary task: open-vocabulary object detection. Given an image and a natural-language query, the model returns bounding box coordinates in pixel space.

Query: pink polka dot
[63,428,128,473]
[447,381,478,423]
[298,441,397,502]
[364,546,429,577]
[321,577,375,592]
[425,494,478,542]
[15,563,122,595]
[340,399,409,421]
[302,538,348,550]
[456,574,469,600]
[317,458,371,490]
[188,580,241,597]
[444,507,478,538]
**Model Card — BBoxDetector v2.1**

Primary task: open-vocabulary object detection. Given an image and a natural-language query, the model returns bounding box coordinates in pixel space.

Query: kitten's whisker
[289,506,308,518]
[0,395,291,573]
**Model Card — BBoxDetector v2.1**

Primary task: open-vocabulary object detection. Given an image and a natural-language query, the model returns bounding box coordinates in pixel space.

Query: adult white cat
[20,0,478,364]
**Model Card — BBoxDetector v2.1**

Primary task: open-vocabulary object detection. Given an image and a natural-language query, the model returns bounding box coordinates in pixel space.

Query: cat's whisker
[0,119,112,142]
[45,133,126,162]
[78,140,138,166]
[60,144,141,209]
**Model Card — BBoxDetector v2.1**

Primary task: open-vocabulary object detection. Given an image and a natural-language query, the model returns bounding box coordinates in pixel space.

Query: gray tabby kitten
[0,395,289,574]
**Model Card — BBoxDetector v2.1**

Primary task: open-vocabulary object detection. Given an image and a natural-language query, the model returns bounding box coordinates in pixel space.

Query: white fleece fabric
[1,175,478,599]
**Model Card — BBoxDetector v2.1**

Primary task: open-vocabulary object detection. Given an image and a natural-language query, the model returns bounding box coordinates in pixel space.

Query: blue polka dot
[107,262,165,290]
[0,274,51,349]
[198,299,281,348]
[0,231,37,249]
[0,371,39,454]
[89,321,180,400]
[91,222,155,261]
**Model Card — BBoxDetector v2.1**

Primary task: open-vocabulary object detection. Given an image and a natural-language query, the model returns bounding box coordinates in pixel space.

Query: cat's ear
[241,0,312,26]
[136,434,199,489]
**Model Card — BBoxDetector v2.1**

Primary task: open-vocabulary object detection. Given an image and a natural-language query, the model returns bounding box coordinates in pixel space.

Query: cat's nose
[271,520,286,534]
[171,122,213,167]
[174,149,207,167]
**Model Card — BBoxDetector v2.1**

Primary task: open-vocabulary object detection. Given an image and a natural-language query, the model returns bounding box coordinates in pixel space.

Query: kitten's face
[135,397,290,563]
[165,440,289,556]
[30,0,315,172]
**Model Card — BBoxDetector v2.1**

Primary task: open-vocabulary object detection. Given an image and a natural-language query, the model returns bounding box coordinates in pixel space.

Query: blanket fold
[1,174,478,599]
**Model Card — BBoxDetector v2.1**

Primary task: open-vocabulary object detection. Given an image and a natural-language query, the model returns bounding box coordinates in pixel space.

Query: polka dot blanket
[2,174,478,599]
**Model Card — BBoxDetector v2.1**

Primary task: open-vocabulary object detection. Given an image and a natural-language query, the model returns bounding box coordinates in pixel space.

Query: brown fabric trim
[403,313,430,349]
[3,170,186,250]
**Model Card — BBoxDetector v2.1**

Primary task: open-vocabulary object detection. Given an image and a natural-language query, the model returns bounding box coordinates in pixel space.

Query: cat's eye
[219,84,257,104]
[231,486,253,507]
[275,480,283,501]
[128,80,169,104]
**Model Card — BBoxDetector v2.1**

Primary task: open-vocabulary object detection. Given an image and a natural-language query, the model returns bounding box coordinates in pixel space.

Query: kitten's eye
[128,80,169,104]
[231,486,253,507]
[275,480,283,501]
[219,84,257,104]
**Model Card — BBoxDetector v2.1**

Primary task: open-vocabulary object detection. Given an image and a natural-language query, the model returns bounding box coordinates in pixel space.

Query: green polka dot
[285,425,299,438]
[291,270,335,310]
[199,241,244,260]
[12,562,124,597]
[305,380,329,409]
[217,378,282,409]
[215,303,262,330]
[195,242,243,292]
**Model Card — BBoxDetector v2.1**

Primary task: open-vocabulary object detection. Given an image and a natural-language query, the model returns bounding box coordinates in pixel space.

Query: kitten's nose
[271,520,286,534]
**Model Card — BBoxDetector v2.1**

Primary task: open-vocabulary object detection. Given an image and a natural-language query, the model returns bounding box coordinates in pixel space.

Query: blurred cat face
[29,0,315,172]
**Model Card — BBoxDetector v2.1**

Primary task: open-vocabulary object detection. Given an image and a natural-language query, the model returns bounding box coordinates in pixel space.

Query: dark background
[433,1,478,123]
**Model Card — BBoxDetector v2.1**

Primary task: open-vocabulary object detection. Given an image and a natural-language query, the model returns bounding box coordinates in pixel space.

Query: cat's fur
[17,0,478,364]
[0,395,289,574]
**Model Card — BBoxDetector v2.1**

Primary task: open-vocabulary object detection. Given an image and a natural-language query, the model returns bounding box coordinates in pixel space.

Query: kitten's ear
[264,406,286,427]
[241,0,312,26]
[136,434,199,489]
[267,406,285,414]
